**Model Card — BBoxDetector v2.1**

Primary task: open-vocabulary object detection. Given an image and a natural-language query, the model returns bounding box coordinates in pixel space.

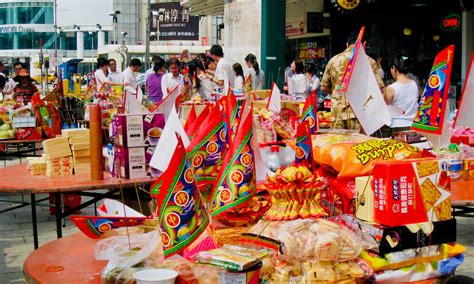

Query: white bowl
[133,269,178,284]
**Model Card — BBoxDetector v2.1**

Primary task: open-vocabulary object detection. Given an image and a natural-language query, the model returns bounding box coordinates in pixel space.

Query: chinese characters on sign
[150,2,199,41]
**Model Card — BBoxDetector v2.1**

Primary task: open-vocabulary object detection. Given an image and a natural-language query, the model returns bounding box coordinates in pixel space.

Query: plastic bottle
[447,144,463,181]
[260,144,282,172]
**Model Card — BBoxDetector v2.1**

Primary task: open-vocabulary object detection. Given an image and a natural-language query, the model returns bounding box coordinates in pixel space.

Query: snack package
[311,134,422,178]
[373,158,451,226]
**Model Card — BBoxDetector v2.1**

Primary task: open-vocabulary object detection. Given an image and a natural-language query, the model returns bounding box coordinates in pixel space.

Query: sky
[57,0,113,27]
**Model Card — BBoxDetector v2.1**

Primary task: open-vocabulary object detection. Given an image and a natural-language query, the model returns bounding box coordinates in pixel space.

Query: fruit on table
[0,123,15,139]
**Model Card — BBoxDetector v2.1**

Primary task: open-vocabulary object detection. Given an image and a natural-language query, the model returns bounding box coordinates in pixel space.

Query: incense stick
[134,183,143,215]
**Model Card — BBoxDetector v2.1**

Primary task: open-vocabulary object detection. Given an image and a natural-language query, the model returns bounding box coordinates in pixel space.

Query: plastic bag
[247,218,366,262]
[94,230,162,275]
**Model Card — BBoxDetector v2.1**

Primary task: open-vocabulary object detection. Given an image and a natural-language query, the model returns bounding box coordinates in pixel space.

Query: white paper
[267,83,281,113]
[97,199,145,217]
[286,76,296,97]
[125,92,148,114]
[455,57,474,128]
[345,46,392,135]
[155,84,180,119]
[136,86,144,105]
[149,107,190,172]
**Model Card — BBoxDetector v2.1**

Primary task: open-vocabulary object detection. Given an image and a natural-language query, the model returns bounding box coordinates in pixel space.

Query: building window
[0,4,53,25]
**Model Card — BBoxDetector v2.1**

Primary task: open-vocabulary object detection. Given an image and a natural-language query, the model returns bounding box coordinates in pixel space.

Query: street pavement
[0,160,473,283]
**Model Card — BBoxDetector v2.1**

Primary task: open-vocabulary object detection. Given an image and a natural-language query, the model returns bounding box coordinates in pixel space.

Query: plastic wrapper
[375,254,464,283]
[361,243,466,272]
[259,257,372,283]
[311,134,423,178]
[245,218,368,263]
[94,231,163,281]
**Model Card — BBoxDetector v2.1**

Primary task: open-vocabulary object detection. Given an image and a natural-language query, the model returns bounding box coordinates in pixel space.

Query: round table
[24,233,106,283]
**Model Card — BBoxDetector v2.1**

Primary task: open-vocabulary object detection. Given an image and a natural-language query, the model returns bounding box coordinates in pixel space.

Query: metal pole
[91,33,94,73]
[54,0,58,75]
[144,0,151,70]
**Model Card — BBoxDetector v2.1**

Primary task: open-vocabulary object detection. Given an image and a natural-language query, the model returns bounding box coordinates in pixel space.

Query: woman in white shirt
[305,64,320,95]
[383,55,419,136]
[290,59,308,102]
[232,63,244,97]
[244,54,265,90]
[94,57,124,93]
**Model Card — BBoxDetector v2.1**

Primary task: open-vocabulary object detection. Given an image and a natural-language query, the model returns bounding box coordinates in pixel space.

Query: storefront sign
[285,21,304,37]
[441,14,461,31]
[299,42,325,60]
[0,26,35,34]
[150,2,199,41]
[331,0,361,14]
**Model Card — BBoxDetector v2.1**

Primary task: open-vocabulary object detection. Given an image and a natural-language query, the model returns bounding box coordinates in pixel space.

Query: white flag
[287,76,296,97]
[455,55,474,128]
[267,83,281,113]
[149,106,190,172]
[155,84,180,119]
[345,46,392,135]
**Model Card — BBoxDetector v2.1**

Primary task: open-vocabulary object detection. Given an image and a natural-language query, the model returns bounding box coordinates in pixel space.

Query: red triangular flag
[186,104,227,190]
[149,135,209,258]
[184,104,197,133]
[294,121,314,168]
[186,104,212,138]
[210,105,256,217]
[301,91,319,134]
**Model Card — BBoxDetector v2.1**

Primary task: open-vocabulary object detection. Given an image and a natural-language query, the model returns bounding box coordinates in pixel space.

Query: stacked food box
[352,158,462,282]
[62,129,91,175]
[42,137,73,177]
[26,157,47,176]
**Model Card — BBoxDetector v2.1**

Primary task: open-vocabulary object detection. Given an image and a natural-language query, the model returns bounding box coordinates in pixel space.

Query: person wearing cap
[13,69,38,105]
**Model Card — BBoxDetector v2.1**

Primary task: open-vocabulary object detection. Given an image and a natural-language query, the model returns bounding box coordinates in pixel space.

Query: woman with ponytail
[383,55,419,136]
[244,53,265,90]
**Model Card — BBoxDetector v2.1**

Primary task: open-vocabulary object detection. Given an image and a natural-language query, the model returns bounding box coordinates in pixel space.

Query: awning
[181,0,224,16]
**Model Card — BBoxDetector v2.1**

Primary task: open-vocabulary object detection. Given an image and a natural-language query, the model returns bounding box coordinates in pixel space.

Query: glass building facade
[0,1,54,49]
[0,1,104,51]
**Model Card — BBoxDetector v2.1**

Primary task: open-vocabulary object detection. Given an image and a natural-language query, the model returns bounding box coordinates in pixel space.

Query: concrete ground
[0,159,473,283]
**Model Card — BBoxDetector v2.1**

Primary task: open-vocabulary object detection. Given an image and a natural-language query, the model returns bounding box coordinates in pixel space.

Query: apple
[0,131,8,139]
[7,130,15,138]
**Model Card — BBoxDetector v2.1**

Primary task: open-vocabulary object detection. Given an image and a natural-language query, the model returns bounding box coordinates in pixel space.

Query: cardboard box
[344,216,456,254]
[114,113,165,147]
[355,176,374,222]
[16,127,42,140]
[373,158,451,227]
[114,146,158,179]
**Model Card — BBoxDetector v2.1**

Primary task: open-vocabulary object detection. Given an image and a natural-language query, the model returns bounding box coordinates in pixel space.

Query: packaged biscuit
[311,134,423,178]
[373,158,451,227]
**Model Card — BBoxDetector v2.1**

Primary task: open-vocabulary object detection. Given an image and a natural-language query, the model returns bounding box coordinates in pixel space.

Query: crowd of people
[1,39,420,136]
[93,44,267,104]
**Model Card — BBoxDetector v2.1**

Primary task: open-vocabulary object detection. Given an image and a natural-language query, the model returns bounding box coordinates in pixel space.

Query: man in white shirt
[207,45,234,95]
[122,58,142,96]
[161,58,184,99]
[107,59,122,84]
